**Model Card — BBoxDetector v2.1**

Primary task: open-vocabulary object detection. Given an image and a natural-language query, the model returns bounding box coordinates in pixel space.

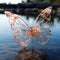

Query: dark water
[0,14,60,60]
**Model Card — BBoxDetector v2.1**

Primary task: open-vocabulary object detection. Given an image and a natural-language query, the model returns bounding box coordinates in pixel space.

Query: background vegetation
[26,0,60,5]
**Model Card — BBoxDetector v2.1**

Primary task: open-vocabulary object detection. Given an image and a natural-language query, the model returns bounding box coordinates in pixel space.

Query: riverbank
[0,2,60,16]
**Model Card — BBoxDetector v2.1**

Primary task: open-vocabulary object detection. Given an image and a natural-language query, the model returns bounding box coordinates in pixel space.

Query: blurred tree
[27,0,31,2]
[29,0,50,2]
[22,0,27,3]
[43,0,50,2]
[22,0,60,5]
[27,0,35,2]
[49,0,55,3]
[34,0,40,2]
[52,0,60,5]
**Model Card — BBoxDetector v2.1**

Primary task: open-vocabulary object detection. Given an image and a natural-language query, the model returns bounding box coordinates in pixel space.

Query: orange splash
[39,6,52,21]
[28,27,41,42]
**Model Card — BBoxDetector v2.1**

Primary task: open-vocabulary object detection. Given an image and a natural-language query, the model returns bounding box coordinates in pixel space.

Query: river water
[0,14,60,60]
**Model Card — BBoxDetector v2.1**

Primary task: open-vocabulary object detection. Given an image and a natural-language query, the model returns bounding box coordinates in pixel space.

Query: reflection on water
[0,14,60,60]
[15,47,49,60]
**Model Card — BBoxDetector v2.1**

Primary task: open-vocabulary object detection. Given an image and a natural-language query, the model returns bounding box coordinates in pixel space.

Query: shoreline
[0,3,60,16]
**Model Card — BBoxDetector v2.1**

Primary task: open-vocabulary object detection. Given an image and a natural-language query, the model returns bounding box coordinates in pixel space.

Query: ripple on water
[0,43,22,60]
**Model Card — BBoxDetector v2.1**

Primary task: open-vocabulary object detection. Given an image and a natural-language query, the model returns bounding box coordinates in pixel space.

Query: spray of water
[4,6,52,47]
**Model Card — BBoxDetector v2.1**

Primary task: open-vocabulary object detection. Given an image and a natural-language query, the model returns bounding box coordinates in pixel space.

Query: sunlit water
[0,14,60,60]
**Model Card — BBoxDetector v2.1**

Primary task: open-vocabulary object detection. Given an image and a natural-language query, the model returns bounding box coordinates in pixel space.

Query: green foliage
[43,0,50,2]
[26,0,60,5]
[33,0,41,2]
[27,0,31,2]
[52,0,60,5]
[31,0,50,2]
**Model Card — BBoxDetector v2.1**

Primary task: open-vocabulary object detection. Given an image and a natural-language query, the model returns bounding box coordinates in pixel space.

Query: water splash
[4,6,52,47]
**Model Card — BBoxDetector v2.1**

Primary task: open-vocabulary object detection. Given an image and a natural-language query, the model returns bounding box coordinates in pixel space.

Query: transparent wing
[39,6,52,21]
[4,11,29,30]
[34,18,51,33]
[37,28,51,45]
[35,12,51,45]
[13,29,30,46]
[35,6,52,22]
[34,6,52,33]
[5,11,30,47]
[40,22,51,32]
[35,20,51,45]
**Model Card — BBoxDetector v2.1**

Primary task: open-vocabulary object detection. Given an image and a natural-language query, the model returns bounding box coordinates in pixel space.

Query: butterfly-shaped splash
[5,6,52,47]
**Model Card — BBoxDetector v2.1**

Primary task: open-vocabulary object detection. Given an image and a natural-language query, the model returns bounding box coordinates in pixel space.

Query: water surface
[0,14,60,60]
